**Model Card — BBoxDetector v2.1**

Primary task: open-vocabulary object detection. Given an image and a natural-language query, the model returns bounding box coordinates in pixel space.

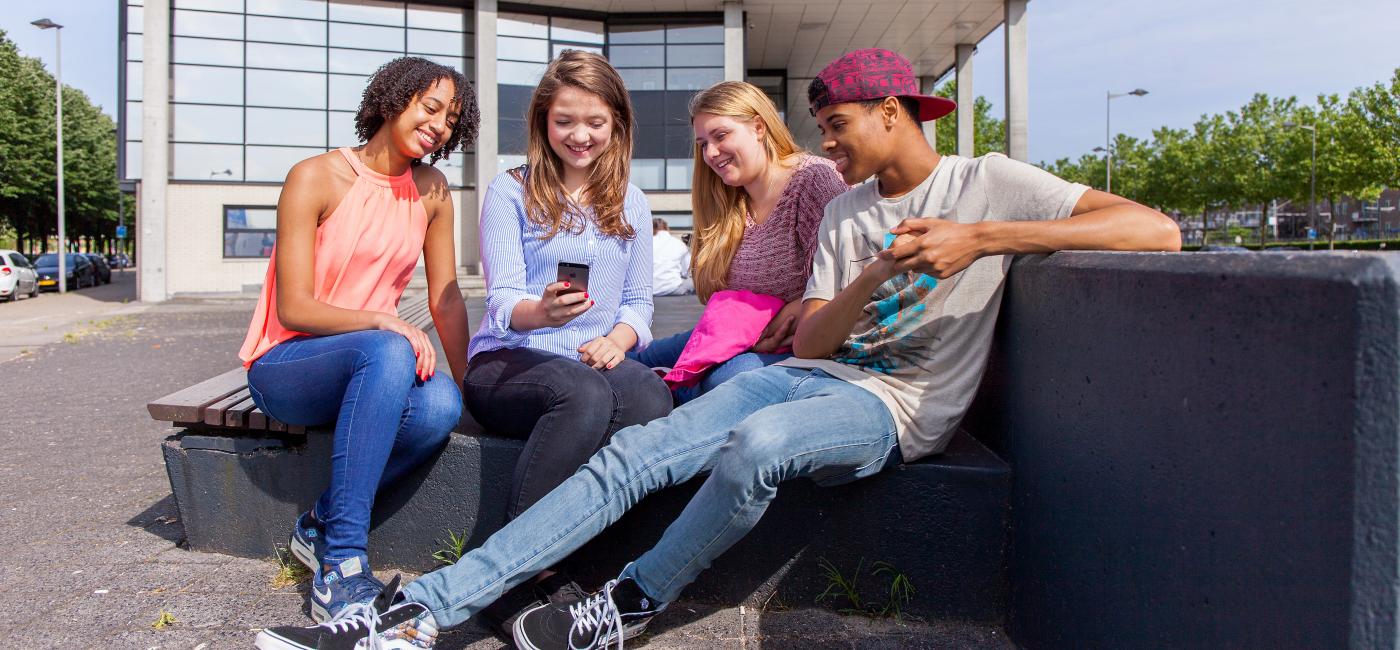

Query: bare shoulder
[413,163,453,213]
[281,150,355,215]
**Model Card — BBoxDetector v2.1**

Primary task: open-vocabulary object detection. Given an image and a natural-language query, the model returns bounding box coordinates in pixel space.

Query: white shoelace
[568,579,626,650]
[324,601,384,650]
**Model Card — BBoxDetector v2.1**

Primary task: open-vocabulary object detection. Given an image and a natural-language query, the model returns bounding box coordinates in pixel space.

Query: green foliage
[933,80,1006,156]
[815,557,917,620]
[0,29,125,255]
[1037,67,1399,245]
[432,528,470,566]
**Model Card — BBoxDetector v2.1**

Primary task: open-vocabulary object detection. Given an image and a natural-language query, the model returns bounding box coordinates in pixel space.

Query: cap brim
[906,95,958,122]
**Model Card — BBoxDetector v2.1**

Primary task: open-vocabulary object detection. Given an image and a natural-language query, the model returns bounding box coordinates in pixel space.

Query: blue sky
[3,0,1398,164]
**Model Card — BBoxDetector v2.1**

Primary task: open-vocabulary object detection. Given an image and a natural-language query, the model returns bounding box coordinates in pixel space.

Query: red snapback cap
[808,48,956,122]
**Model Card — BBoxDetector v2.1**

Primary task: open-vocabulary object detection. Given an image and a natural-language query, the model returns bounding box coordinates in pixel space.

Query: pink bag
[663,289,785,390]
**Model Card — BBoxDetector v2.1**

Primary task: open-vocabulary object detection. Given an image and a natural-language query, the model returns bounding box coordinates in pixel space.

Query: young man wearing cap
[253,50,1180,650]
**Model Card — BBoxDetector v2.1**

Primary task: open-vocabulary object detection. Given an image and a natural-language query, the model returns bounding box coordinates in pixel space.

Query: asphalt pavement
[0,287,1010,649]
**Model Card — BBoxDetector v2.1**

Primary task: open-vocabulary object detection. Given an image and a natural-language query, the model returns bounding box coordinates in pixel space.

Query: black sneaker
[512,577,665,650]
[476,580,544,643]
[533,571,589,605]
[255,575,440,650]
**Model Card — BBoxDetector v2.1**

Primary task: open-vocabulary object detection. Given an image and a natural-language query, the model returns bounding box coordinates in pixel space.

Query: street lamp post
[1283,121,1318,249]
[1105,88,1148,194]
[32,18,65,292]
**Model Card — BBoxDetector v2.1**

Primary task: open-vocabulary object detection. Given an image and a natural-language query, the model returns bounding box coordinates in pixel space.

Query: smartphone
[556,261,590,294]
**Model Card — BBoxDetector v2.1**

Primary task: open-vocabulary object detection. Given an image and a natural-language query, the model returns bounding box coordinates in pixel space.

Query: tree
[933,80,1007,157]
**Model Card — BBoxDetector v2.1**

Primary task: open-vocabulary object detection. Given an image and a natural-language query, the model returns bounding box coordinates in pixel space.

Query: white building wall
[163,183,474,295]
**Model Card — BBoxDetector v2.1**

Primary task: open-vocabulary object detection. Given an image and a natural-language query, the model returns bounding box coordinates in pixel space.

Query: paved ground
[0,285,1012,649]
[0,269,149,362]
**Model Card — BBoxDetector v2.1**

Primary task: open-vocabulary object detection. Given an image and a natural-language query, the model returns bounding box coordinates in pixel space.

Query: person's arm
[791,254,901,359]
[274,157,437,379]
[419,166,471,386]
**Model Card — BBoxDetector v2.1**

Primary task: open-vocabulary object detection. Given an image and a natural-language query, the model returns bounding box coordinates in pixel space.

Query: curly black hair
[355,56,481,166]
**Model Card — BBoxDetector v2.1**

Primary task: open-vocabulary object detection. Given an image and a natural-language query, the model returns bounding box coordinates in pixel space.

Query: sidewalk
[0,293,1009,649]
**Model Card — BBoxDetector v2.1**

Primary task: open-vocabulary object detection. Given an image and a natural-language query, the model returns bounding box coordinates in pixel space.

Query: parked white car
[0,250,39,302]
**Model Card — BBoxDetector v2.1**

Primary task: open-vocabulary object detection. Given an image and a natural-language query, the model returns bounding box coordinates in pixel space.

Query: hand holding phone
[530,262,592,328]
[556,262,590,294]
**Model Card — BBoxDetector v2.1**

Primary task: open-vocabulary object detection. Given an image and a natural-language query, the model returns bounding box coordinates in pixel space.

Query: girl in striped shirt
[464,50,672,636]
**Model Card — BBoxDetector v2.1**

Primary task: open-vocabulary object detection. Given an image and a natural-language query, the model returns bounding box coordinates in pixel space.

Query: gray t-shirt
[777,153,1088,461]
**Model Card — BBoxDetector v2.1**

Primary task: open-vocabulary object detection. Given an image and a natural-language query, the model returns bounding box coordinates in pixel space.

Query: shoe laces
[342,574,387,605]
[568,579,626,650]
[323,601,385,650]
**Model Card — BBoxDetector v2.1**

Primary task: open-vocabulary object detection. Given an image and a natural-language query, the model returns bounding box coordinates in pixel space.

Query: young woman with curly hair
[464,50,672,636]
[237,56,480,622]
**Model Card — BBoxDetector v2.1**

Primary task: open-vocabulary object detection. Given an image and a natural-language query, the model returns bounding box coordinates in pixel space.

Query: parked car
[0,249,39,302]
[33,253,96,291]
[84,253,112,284]
[107,253,131,270]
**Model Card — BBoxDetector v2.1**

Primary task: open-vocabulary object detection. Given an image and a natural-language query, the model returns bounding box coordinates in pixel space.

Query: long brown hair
[688,81,803,301]
[515,50,636,240]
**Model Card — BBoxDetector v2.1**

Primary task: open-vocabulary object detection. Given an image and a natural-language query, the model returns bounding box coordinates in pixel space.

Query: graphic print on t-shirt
[833,269,959,374]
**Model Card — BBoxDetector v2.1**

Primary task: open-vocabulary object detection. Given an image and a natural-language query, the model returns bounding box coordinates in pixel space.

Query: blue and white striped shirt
[469,171,655,362]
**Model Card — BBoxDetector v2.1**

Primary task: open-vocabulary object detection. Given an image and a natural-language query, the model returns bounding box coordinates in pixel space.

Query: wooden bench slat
[205,389,252,427]
[148,368,249,424]
[248,406,268,430]
[225,395,261,429]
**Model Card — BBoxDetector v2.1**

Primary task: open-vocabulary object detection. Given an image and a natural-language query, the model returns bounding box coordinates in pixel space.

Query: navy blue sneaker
[512,577,664,650]
[309,555,386,623]
[288,510,325,572]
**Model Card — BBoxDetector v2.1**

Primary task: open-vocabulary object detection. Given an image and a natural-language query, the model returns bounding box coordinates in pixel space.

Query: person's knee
[714,416,788,485]
[417,374,463,439]
[548,363,614,424]
[356,331,418,372]
[616,362,672,424]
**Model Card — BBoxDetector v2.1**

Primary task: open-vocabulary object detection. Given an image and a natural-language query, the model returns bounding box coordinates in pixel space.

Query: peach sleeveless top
[239,148,429,367]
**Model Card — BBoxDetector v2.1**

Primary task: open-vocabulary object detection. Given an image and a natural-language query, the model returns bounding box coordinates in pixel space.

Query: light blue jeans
[628,329,792,404]
[402,365,900,628]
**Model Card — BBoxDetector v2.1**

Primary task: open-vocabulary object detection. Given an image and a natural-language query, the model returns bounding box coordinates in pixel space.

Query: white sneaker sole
[254,629,309,650]
[289,531,318,572]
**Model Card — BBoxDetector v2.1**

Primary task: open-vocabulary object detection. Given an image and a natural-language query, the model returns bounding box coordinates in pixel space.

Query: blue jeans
[248,330,461,565]
[630,329,792,404]
[402,365,899,628]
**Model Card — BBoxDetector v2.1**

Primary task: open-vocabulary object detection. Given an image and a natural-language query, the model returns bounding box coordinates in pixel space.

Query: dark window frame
[223,204,279,259]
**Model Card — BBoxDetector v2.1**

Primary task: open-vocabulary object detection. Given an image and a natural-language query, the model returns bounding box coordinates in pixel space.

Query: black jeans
[464,346,673,520]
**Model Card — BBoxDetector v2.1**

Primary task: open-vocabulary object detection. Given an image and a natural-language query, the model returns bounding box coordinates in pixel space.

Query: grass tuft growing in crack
[815,557,917,620]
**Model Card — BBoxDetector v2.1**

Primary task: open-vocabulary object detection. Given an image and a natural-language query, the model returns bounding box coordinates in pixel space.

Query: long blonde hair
[514,50,636,240]
[688,81,802,302]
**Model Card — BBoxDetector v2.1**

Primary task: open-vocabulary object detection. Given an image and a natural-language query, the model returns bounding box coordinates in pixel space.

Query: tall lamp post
[1105,88,1148,194]
[32,18,65,293]
[1283,121,1318,248]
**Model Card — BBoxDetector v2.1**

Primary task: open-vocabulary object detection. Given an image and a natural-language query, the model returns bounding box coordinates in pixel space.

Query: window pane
[630,90,664,124]
[329,110,360,147]
[247,146,325,181]
[127,34,143,61]
[497,60,547,86]
[125,102,143,140]
[499,117,527,154]
[551,18,604,44]
[173,36,243,66]
[499,84,534,122]
[173,9,244,39]
[630,159,664,190]
[175,0,243,11]
[127,61,144,99]
[173,143,244,180]
[608,24,664,44]
[434,154,467,186]
[555,44,602,58]
[667,68,722,91]
[329,48,401,74]
[618,68,664,91]
[667,24,723,43]
[407,5,463,31]
[634,126,665,158]
[227,206,279,230]
[247,69,326,108]
[173,104,244,143]
[247,0,326,20]
[496,154,526,175]
[668,45,723,67]
[330,22,404,50]
[247,15,327,45]
[329,74,367,110]
[128,6,144,32]
[329,0,405,26]
[608,45,663,68]
[498,13,547,39]
[247,108,326,146]
[225,231,278,257]
[664,125,694,158]
[124,141,143,180]
[666,158,693,190]
[498,36,548,63]
[173,65,244,104]
[407,29,463,56]
[248,42,327,71]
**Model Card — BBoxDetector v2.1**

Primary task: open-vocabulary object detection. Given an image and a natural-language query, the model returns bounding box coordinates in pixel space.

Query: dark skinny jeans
[463,346,673,520]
